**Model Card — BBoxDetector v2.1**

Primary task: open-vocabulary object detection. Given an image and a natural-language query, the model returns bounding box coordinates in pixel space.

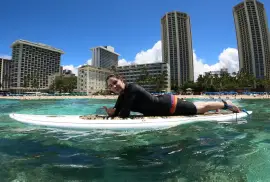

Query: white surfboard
[9,111,252,131]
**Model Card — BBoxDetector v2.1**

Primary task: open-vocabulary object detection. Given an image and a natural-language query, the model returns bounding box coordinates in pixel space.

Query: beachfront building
[10,39,64,93]
[62,69,75,76]
[91,46,120,69]
[77,65,113,95]
[116,62,171,92]
[48,69,76,89]
[205,68,229,76]
[233,0,270,79]
[0,57,11,90]
[161,11,194,87]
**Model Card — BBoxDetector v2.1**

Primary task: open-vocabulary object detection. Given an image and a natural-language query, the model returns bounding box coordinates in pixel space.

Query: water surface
[0,98,270,181]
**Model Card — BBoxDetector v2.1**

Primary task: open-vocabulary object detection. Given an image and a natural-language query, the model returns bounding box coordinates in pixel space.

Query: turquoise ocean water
[0,98,270,181]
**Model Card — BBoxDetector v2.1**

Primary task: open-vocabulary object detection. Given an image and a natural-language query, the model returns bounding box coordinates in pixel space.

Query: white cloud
[87,59,92,65]
[0,55,11,60]
[193,48,239,80]
[62,41,239,80]
[62,59,91,76]
[218,48,239,73]
[119,41,239,81]
[118,41,162,66]
[118,59,131,66]
[134,41,162,64]
[62,65,79,76]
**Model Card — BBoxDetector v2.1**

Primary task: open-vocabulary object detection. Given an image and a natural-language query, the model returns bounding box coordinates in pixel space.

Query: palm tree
[31,78,39,92]
[159,71,167,91]
[196,74,205,90]
[110,65,117,73]
[23,74,31,91]
[63,76,77,93]
[235,70,256,90]
[171,81,182,93]
[202,72,214,91]
[2,74,9,90]
[55,76,64,93]
[136,66,149,85]
[49,82,56,93]
[219,72,231,91]
[30,70,40,92]
[153,71,167,92]
[211,74,220,90]
[260,78,270,91]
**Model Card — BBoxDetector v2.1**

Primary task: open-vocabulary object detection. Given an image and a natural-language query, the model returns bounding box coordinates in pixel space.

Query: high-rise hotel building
[91,46,120,69]
[233,0,270,79]
[117,62,171,92]
[0,57,11,90]
[161,11,194,86]
[10,40,64,92]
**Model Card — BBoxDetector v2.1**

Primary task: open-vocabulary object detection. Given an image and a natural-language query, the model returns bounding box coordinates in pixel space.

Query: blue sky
[1,0,270,77]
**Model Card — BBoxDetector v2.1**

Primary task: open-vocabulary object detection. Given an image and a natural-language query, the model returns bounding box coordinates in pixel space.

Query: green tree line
[22,73,77,93]
[49,76,77,93]
[135,67,168,92]
[179,70,270,93]
[23,74,40,90]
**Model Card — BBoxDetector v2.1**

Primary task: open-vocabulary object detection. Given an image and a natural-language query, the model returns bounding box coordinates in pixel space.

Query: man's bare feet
[224,100,240,113]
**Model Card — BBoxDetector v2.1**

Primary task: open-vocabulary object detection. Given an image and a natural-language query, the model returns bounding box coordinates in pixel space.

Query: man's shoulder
[126,83,150,95]
[127,83,143,91]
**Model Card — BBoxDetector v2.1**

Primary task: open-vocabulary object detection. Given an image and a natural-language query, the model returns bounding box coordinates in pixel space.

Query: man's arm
[112,94,124,117]
[117,84,149,118]
[118,94,136,118]
[118,84,142,118]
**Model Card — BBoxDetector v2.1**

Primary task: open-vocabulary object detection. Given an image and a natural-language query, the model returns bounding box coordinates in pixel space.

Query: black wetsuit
[113,83,197,118]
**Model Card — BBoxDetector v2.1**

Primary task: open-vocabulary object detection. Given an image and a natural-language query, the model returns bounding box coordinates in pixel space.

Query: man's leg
[193,100,240,114]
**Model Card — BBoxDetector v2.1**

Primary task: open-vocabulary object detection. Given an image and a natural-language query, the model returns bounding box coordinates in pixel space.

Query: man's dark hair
[106,74,125,82]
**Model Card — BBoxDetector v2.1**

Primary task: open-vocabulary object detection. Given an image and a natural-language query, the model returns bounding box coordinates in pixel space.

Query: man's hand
[103,106,116,117]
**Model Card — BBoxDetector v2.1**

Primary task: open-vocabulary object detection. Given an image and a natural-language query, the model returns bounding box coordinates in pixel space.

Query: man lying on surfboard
[103,74,240,118]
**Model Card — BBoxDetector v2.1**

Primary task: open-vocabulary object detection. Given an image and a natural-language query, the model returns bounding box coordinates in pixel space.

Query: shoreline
[0,95,269,100]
